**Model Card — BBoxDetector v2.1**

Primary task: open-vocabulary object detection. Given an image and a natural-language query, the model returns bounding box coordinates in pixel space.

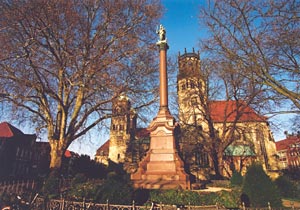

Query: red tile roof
[96,140,110,155]
[64,150,79,158]
[0,122,24,138]
[135,128,150,138]
[64,150,72,158]
[276,136,300,151]
[209,101,267,123]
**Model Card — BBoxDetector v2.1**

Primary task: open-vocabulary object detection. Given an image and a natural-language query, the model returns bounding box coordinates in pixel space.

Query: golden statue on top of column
[156,24,167,44]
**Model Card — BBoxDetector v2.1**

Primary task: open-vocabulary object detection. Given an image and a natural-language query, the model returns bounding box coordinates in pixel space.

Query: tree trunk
[49,140,65,170]
[211,149,223,179]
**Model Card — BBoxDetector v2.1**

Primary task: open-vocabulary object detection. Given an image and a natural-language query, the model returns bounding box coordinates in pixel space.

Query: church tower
[177,50,207,128]
[108,95,137,163]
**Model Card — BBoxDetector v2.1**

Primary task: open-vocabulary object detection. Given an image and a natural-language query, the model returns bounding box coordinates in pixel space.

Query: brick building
[0,122,37,180]
[276,135,300,170]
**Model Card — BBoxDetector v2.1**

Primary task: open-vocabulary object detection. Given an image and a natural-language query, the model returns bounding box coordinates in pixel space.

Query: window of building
[195,152,209,167]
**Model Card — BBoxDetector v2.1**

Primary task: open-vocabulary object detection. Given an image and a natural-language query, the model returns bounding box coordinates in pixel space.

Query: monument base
[131,109,190,189]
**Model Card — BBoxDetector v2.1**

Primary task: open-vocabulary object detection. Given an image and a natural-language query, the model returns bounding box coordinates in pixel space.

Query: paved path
[198,187,231,192]
[282,199,300,208]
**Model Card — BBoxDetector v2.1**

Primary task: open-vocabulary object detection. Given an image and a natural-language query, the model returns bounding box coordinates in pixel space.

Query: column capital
[156,42,169,51]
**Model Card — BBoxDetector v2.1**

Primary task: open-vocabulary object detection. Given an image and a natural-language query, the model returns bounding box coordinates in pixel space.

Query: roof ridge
[0,122,24,138]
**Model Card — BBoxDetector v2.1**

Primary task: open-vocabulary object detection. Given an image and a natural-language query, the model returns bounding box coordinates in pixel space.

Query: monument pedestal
[131,109,190,189]
[131,25,190,189]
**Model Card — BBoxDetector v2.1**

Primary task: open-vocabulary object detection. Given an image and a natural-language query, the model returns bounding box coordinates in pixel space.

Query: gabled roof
[135,128,150,138]
[64,150,79,158]
[0,122,24,138]
[275,136,300,151]
[209,101,267,123]
[95,140,110,156]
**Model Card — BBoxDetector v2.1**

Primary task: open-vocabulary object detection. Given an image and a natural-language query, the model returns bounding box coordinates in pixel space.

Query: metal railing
[32,198,223,210]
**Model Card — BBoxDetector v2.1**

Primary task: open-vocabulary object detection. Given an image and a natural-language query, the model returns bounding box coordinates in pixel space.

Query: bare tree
[200,0,300,114]
[0,0,162,170]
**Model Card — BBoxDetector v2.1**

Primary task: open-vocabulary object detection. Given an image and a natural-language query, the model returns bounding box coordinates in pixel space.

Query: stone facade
[108,95,137,164]
[177,51,278,178]
[95,50,279,180]
[94,95,150,172]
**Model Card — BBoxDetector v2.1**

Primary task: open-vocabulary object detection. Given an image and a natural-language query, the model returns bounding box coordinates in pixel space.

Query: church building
[95,50,278,179]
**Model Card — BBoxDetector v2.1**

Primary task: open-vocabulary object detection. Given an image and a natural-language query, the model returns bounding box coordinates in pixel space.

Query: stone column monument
[131,25,190,189]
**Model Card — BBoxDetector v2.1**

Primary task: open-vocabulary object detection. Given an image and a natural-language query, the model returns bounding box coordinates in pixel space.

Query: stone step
[141,174,180,181]
[133,179,189,190]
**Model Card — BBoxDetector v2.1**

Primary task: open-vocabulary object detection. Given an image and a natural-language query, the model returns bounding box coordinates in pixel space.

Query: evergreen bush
[275,175,298,199]
[148,189,240,207]
[242,163,282,208]
[149,189,200,205]
[71,173,87,186]
[94,172,134,204]
[230,171,243,187]
[42,174,60,198]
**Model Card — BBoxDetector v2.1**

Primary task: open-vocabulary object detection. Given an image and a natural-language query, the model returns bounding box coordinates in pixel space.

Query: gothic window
[181,83,186,90]
[195,152,209,167]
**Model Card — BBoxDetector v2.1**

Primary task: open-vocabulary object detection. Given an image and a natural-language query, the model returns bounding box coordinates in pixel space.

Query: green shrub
[242,163,282,208]
[275,175,298,199]
[133,189,150,205]
[148,189,240,207]
[94,172,134,204]
[0,191,13,207]
[71,173,88,186]
[149,189,200,205]
[42,174,60,198]
[230,171,243,187]
[67,180,101,201]
[214,190,241,208]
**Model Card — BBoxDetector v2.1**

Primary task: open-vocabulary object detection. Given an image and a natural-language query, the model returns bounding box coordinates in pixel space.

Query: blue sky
[70,1,208,156]
[160,0,290,142]
[160,0,204,56]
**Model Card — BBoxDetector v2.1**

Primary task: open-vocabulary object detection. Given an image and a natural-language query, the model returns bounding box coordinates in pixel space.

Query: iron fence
[30,198,299,210]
